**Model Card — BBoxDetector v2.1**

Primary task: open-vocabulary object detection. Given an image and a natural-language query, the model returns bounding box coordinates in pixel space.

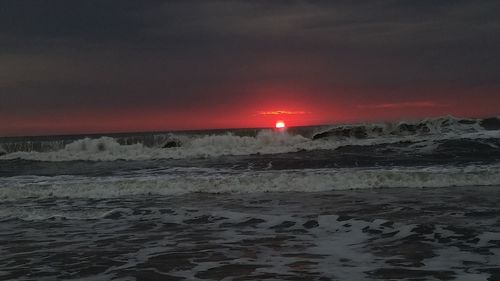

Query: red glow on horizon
[1,84,499,137]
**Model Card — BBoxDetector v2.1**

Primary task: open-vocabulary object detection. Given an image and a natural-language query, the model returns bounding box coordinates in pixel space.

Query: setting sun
[275,120,286,129]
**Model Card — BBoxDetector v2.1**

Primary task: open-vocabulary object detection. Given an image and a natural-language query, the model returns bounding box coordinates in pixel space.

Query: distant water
[1,116,500,280]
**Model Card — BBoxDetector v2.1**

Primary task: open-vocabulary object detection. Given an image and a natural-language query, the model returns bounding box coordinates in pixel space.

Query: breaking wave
[0,131,312,161]
[2,165,500,200]
[1,116,499,162]
[312,116,500,140]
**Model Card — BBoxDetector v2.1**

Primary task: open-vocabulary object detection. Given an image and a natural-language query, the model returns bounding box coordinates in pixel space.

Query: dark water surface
[1,187,500,280]
[2,117,500,280]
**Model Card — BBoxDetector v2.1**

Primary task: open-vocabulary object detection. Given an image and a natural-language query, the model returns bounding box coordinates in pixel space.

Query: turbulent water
[1,116,500,280]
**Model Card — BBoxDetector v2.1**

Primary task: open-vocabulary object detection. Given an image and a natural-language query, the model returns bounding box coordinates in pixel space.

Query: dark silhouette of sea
[1,116,500,280]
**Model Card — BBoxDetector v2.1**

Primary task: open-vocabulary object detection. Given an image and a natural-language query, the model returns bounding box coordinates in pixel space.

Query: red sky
[2,85,498,137]
[1,1,500,137]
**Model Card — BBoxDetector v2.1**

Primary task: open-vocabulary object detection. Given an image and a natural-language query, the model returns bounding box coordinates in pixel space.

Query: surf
[0,115,499,162]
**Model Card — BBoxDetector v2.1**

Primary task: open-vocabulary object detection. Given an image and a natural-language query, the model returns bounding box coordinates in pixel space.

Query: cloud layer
[1,0,499,135]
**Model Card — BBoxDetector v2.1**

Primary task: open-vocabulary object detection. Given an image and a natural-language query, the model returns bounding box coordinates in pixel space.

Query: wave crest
[312,116,494,140]
[0,131,310,161]
[1,116,499,162]
[2,165,500,199]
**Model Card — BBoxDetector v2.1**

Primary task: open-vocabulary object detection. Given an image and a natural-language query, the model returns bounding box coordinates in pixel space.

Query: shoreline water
[1,186,499,280]
[1,115,500,280]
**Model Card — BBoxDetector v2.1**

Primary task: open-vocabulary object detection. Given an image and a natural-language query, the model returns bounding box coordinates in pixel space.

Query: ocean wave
[2,165,500,200]
[0,131,313,161]
[1,116,499,162]
[312,116,499,140]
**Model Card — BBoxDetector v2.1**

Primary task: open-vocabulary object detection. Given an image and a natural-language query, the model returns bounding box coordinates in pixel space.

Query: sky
[1,0,500,136]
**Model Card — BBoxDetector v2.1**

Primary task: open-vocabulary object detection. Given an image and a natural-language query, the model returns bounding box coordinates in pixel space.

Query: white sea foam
[2,127,500,162]
[1,165,500,200]
[1,188,496,280]
[0,131,311,161]
[314,115,499,138]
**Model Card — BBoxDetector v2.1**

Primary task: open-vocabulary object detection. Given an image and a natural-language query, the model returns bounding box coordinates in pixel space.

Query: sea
[1,116,500,281]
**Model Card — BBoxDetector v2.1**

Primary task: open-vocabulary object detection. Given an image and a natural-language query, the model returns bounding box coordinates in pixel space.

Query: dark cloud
[1,0,499,135]
[0,1,157,39]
